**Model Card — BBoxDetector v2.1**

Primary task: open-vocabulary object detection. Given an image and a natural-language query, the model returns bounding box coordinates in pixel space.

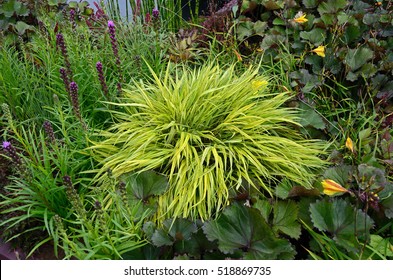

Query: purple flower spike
[69,82,81,120]
[96,61,109,98]
[107,19,123,89]
[108,20,115,28]
[2,141,22,167]
[60,67,70,94]
[56,33,73,77]
[152,7,159,19]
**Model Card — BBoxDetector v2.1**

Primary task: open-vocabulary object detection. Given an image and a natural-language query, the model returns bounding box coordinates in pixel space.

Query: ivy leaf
[310,199,374,250]
[203,203,295,259]
[273,201,301,239]
[151,218,197,247]
[345,47,374,72]
[123,170,169,200]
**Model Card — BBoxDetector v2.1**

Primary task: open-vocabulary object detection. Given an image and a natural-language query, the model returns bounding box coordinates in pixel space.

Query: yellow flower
[345,137,354,153]
[294,14,308,24]
[322,179,349,196]
[251,80,268,90]
[312,45,325,57]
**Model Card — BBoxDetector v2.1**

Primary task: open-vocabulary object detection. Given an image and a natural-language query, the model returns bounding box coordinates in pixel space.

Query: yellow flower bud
[312,45,325,57]
[345,137,354,153]
[322,179,349,196]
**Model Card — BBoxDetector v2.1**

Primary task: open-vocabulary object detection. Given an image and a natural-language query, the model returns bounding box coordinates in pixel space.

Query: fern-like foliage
[89,63,327,221]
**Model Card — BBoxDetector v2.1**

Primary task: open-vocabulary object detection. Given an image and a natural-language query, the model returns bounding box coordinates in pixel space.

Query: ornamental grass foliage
[90,63,327,221]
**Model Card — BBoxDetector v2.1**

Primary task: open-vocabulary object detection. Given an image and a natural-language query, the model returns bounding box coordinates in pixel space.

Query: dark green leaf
[343,25,361,44]
[124,170,169,200]
[203,203,295,259]
[237,21,254,40]
[151,228,173,246]
[300,28,326,45]
[323,165,353,187]
[317,0,347,15]
[302,0,318,9]
[298,103,326,130]
[273,201,301,239]
[15,21,33,35]
[253,199,272,222]
[151,218,197,247]
[345,47,374,71]
[363,13,379,25]
[310,199,374,250]
[253,21,268,36]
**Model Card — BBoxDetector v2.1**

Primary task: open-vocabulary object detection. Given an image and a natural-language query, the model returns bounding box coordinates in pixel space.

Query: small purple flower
[152,7,159,20]
[2,141,22,167]
[108,20,115,28]
[2,141,11,149]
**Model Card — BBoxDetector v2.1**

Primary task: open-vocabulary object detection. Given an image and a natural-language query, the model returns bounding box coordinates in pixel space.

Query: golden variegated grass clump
[89,63,327,221]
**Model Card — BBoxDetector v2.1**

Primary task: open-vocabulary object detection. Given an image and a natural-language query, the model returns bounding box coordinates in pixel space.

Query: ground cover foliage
[0,0,392,260]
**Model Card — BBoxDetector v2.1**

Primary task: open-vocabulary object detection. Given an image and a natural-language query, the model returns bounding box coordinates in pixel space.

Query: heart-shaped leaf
[203,203,295,259]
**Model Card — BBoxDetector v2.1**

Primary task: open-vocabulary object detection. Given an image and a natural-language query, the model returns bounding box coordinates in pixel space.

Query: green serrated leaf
[124,170,169,200]
[363,13,379,25]
[15,21,33,35]
[310,199,374,250]
[345,47,374,71]
[323,165,353,187]
[298,103,326,130]
[302,0,318,9]
[142,221,156,240]
[381,195,393,219]
[151,229,173,246]
[203,203,294,259]
[275,179,293,199]
[164,218,197,241]
[253,199,272,222]
[300,28,326,45]
[151,218,197,247]
[272,18,285,26]
[357,164,387,190]
[237,21,254,40]
[317,0,347,15]
[273,201,301,239]
[253,21,268,36]
[344,25,361,44]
